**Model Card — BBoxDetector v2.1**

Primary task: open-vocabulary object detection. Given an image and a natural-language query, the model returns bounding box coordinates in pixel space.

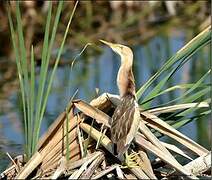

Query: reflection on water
[0,31,210,171]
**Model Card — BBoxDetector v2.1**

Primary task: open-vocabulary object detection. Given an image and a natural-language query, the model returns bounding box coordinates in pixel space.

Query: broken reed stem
[6,152,20,173]
[41,128,78,167]
[91,165,120,179]
[66,151,100,171]
[41,142,80,173]
[170,152,211,177]
[80,152,105,179]
[68,151,102,179]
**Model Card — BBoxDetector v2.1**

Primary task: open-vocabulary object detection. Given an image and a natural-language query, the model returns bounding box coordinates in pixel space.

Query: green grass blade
[7,7,28,157]
[141,56,191,108]
[136,26,211,100]
[15,2,28,86]
[32,2,53,152]
[39,1,78,121]
[29,46,35,157]
[140,83,208,107]
[180,87,210,104]
[149,70,210,109]
[179,70,210,102]
[34,1,63,149]
[164,93,210,121]
[35,1,78,148]
[15,2,32,158]
[172,110,211,129]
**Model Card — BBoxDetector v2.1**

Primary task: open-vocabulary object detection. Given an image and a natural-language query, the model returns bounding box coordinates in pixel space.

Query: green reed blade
[180,87,210,104]
[140,55,190,108]
[164,89,210,121]
[140,83,208,107]
[29,46,35,157]
[7,7,28,157]
[172,109,211,129]
[136,26,211,100]
[32,1,53,152]
[33,1,64,149]
[146,68,210,110]
[38,2,79,146]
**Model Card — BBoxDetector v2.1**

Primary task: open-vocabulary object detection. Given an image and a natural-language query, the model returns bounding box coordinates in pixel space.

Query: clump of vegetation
[1,1,211,179]
[7,1,77,159]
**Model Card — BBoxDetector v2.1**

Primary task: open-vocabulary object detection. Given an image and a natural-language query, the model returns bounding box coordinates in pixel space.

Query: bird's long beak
[99,40,121,55]
[99,39,116,49]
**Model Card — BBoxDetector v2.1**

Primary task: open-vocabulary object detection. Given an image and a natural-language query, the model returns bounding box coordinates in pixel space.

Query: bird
[100,40,141,160]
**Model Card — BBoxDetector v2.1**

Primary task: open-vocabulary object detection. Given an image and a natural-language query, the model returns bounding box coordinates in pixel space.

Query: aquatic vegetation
[7,1,78,160]
[1,1,211,179]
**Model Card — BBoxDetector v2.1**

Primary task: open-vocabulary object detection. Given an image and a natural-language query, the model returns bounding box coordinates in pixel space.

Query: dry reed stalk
[41,128,78,167]
[66,151,100,170]
[41,153,82,178]
[38,105,74,150]
[80,152,105,179]
[80,122,154,179]
[37,112,66,150]
[42,154,82,178]
[76,120,85,158]
[141,112,209,156]
[130,167,150,179]
[16,107,78,179]
[41,143,77,173]
[90,93,120,107]
[51,156,67,179]
[170,152,211,177]
[161,142,193,160]
[134,134,197,179]
[80,123,113,153]
[135,149,156,179]
[6,152,20,173]
[16,151,43,179]
[91,164,120,179]
[41,143,81,173]
[139,118,177,162]
[39,115,79,153]
[73,99,111,127]
[36,114,83,174]
[69,154,81,163]
[147,102,209,115]
[116,166,124,179]
[0,165,16,179]
[68,151,102,179]
[89,93,115,110]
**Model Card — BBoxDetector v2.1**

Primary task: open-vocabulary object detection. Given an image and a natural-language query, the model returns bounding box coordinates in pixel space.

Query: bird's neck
[117,56,136,98]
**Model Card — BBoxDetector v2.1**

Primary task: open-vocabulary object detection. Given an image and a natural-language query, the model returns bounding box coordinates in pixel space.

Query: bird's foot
[122,151,140,168]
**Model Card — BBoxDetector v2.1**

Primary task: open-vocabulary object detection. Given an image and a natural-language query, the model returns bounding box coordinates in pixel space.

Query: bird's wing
[125,105,140,147]
[111,95,139,154]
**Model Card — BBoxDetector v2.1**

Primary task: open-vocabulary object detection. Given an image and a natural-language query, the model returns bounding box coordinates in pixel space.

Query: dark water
[0,30,210,171]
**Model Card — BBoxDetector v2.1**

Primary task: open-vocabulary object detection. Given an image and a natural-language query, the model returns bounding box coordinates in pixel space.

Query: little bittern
[100,40,140,158]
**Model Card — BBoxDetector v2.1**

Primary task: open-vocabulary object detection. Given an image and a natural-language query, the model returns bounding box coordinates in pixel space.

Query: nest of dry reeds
[1,93,211,179]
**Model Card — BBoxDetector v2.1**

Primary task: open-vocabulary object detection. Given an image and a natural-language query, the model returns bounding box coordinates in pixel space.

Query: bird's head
[100,40,133,63]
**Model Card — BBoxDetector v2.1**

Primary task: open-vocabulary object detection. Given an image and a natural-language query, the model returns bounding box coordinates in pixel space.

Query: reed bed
[1,1,211,179]
[1,92,211,179]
